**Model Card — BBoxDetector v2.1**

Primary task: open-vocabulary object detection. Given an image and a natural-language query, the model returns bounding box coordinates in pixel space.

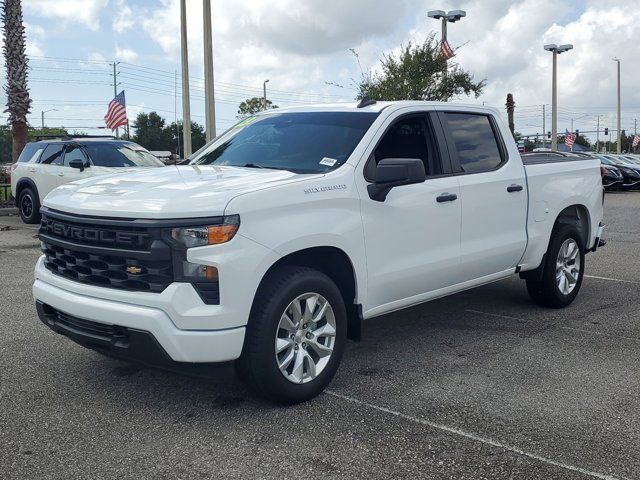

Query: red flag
[632,134,640,149]
[565,129,576,150]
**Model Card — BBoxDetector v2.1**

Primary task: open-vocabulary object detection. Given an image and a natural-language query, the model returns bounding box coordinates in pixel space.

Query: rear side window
[39,144,65,165]
[444,113,503,173]
[17,143,43,163]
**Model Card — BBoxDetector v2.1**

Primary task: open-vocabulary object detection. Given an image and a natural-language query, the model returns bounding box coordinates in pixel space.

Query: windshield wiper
[242,163,291,171]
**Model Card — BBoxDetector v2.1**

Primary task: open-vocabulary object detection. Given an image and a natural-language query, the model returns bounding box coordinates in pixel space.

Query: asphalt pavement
[1,193,639,480]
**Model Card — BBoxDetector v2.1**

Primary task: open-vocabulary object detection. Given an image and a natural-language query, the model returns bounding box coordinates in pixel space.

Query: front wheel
[526,224,585,308]
[237,266,347,404]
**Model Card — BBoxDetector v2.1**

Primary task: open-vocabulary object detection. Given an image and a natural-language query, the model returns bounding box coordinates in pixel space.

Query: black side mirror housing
[68,159,89,172]
[367,158,426,202]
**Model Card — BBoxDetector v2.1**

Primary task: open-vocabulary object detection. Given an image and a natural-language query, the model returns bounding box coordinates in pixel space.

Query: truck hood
[43,165,317,218]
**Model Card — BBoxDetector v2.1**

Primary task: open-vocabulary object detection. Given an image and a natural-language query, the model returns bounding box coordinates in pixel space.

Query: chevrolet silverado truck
[33,101,605,404]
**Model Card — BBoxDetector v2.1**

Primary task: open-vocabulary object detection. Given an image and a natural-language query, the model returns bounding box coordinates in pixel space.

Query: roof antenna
[357,96,376,108]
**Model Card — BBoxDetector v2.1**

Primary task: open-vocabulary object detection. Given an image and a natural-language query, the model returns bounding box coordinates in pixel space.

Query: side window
[444,113,503,174]
[366,115,441,180]
[17,143,43,163]
[63,145,88,167]
[39,144,65,166]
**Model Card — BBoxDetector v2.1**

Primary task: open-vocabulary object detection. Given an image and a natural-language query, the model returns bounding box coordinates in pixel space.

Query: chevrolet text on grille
[41,218,149,247]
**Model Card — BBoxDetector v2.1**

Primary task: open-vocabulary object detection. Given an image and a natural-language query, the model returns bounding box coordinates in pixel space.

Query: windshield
[190,111,379,173]
[85,144,165,168]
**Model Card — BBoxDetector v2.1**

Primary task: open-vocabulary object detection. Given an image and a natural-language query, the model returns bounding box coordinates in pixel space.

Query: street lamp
[263,79,270,111]
[41,108,57,129]
[613,57,621,153]
[544,43,573,151]
[428,9,466,89]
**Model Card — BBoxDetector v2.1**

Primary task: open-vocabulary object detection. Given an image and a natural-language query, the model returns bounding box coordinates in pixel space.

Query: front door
[58,144,91,186]
[359,112,462,316]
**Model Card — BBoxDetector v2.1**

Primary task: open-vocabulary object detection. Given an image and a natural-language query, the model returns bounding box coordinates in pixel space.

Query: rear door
[34,143,65,198]
[439,111,528,281]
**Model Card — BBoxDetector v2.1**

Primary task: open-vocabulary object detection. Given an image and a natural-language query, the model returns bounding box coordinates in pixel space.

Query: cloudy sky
[3,0,640,141]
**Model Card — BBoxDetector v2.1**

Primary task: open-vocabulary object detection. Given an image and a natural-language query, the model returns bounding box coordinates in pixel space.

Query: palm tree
[2,0,31,162]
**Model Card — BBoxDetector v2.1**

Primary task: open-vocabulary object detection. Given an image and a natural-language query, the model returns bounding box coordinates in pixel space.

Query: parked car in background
[596,154,640,190]
[11,136,165,223]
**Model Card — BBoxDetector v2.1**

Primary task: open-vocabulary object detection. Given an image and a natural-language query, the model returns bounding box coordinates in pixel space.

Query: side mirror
[68,159,89,172]
[367,158,426,202]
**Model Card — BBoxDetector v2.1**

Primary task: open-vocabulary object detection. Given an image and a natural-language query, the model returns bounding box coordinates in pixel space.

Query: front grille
[42,242,173,292]
[40,210,173,293]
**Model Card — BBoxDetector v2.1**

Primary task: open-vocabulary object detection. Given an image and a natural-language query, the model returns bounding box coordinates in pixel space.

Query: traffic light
[575,129,579,137]
[604,127,609,135]
[547,131,551,139]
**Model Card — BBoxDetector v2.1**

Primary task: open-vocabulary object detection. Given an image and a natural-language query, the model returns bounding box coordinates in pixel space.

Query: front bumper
[34,275,245,363]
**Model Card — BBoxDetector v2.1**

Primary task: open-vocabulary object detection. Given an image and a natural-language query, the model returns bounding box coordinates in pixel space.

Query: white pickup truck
[33,101,605,403]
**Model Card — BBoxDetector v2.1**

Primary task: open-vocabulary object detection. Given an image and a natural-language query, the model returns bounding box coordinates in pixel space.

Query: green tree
[132,112,173,152]
[237,97,278,119]
[168,120,207,158]
[2,0,32,162]
[355,34,485,102]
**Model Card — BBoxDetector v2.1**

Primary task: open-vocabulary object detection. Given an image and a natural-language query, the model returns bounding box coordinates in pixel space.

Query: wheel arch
[254,246,362,341]
[15,177,40,203]
[554,204,590,248]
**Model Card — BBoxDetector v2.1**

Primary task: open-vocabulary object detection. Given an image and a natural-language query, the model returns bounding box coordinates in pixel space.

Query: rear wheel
[237,266,347,404]
[18,187,41,224]
[526,224,585,308]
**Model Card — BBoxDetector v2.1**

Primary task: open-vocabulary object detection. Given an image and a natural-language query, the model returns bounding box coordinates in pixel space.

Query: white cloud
[113,0,134,33]
[23,0,108,31]
[115,46,138,63]
[24,22,45,57]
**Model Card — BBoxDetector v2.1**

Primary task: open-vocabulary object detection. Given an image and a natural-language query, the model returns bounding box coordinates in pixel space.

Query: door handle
[28,168,36,172]
[436,193,458,203]
[507,184,523,192]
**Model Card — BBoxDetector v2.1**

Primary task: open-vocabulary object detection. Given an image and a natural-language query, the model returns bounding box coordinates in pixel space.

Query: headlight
[170,215,239,248]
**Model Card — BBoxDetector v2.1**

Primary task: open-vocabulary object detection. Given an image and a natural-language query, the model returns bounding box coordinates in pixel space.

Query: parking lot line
[561,326,640,343]
[584,275,639,284]
[465,309,525,322]
[325,390,625,480]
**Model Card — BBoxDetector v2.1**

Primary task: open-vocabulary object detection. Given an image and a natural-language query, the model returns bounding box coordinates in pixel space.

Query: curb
[0,207,18,216]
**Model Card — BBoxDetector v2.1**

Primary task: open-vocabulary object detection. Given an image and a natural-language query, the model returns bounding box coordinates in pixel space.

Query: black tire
[237,266,347,404]
[18,187,41,224]
[526,224,585,308]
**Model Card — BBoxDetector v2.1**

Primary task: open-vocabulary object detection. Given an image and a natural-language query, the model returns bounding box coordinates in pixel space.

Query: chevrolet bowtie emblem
[126,266,143,275]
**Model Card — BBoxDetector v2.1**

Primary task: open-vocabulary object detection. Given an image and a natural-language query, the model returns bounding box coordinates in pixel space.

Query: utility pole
[203,0,216,141]
[112,61,120,138]
[544,44,573,151]
[263,79,270,110]
[614,57,621,154]
[596,115,600,153]
[41,109,57,129]
[175,70,181,161]
[180,0,192,157]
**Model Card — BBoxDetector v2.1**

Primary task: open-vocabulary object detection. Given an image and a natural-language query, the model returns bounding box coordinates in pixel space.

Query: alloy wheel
[556,238,581,295]
[275,292,336,384]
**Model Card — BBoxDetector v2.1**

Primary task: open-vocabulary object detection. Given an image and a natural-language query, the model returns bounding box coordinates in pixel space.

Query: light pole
[179,0,192,157]
[263,79,270,111]
[41,108,57,129]
[203,0,216,141]
[613,57,621,153]
[427,9,466,92]
[544,43,573,151]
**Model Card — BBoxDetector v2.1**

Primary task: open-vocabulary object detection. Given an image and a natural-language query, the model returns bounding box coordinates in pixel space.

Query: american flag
[104,91,127,131]
[440,39,454,60]
[565,129,576,150]
[632,134,640,150]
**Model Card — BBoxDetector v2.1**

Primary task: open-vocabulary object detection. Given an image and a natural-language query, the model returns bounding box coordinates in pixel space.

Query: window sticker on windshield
[320,157,338,167]
[236,116,258,128]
